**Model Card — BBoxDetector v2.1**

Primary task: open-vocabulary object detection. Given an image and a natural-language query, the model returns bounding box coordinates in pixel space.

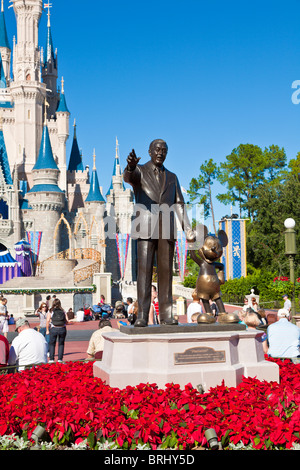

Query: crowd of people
[0,295,74,370]
[0,289,300,370]
[182,291,300,362]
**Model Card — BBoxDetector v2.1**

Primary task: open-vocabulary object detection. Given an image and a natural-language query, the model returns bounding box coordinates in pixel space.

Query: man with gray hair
[8,318,47,371]
[266,308,300,360]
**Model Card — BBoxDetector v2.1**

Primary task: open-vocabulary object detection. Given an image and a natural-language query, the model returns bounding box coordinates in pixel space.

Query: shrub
[1,359,300,450]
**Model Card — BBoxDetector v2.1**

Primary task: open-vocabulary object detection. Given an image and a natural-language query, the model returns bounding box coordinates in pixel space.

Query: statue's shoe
[218,312,240,323]
[197,313,216,324]
[134,319,148,327]
[160,317,178,325]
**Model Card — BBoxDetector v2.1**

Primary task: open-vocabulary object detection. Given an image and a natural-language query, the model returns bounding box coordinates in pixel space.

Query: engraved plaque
[174,346,226,365]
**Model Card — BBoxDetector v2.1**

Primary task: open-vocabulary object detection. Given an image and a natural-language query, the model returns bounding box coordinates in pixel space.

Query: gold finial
[93,149,96,170]
[73,119,77,138]
[61,76,64,94]
[44,3,52,27]
[115,136,119,159]
[1,1,4,13]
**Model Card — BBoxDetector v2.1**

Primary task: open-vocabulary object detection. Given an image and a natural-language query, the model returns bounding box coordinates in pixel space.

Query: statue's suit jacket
[123,160,191,240]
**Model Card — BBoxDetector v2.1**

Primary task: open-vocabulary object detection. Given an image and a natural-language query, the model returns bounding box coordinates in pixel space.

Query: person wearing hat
[266,308,300,360]
[8,318,47,371]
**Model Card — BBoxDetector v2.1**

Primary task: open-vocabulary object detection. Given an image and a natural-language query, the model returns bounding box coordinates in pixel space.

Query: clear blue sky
[4,0,300,230]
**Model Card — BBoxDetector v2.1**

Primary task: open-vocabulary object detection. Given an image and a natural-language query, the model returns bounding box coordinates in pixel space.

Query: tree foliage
[217,144,287,218]
[186,142,300,280]
[188,158,219,233]
[246,172,300,276]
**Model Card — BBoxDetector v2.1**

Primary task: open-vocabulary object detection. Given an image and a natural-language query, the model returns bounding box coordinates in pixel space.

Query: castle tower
[10,0,47,182]
[73,150,106,268]
[55,77,70,191]
[84,150,105,256]
[106,138,136,281]
[26,110,65,260]
[67,120,89,213]
[41,3,58,119]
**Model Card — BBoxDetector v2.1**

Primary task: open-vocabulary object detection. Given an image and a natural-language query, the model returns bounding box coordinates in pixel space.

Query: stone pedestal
[93,324,279,391]
[294,315,300,328]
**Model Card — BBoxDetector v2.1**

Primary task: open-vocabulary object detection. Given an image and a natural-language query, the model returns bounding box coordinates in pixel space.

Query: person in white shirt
[127,298,134,316]
[8,318,47,371]
[76,308,85,322]
[283,295,292,313]
[0,298,8,338]
[86,319,118,360]
[186,292,203,323]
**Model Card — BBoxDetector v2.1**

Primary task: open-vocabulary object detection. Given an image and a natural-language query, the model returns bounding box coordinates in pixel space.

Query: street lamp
[284,218,297,321]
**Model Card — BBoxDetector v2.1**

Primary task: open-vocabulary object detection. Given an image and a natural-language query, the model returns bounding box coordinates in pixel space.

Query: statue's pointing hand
[127,149,141,170]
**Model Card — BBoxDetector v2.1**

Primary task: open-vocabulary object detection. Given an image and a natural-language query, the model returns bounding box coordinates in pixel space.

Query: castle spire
[44,2,55,65]
[42,2,58,119]
[67,120,84,172]
[56,76,70,113]
[0,111,12,185]
[33,121,59,171]
[113,136,120,175]
[85,150,105,203]
[0,54,6,88]
[106,137,126,195]
[93,148,96,170]
[0,0,10,49]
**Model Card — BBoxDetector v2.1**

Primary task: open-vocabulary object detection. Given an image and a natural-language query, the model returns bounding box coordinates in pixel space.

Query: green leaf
[87,432,96,449]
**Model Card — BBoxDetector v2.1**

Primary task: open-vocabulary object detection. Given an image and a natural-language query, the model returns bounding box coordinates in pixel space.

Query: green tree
[246,172,300,276]
[287,151,300,177]
[187,158,219,234]
[217,144,287,219]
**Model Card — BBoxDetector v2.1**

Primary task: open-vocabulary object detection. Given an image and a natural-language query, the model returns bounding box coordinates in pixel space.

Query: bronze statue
[124,139,195,327]
[189,224,239,323]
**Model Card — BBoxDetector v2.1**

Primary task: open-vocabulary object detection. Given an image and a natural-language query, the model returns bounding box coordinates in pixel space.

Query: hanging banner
[26,231,43,273]
[14,240,32,277]
[176,231,188,281]
[219,219,247,280]
[115,233,130,279]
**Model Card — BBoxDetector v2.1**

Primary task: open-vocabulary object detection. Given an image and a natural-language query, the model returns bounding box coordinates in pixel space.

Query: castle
[0,0,136,284]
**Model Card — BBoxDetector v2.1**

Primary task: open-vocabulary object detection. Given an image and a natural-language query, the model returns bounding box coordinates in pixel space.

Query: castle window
[0,199,8,219]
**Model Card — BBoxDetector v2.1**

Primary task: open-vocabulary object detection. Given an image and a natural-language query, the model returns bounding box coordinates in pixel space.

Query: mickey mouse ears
[191,223,228,249]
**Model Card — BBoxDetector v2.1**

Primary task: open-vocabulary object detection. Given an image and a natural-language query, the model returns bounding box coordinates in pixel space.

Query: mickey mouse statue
[188,224,239,324]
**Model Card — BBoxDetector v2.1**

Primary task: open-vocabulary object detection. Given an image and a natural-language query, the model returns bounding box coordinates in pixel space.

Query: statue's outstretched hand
[186,228,196,243]
[127,149,141,170]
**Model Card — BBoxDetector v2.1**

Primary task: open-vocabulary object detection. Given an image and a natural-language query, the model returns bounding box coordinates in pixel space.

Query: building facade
[0,0,136,282]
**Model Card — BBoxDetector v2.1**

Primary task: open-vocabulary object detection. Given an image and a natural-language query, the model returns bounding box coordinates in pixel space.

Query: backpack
[51,309,65,327]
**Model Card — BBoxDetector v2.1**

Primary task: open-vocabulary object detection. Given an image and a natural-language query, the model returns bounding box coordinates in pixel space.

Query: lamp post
[284,218,297,322]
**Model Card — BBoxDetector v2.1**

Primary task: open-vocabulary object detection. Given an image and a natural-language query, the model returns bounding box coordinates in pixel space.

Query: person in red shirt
[0,333,9,367]
[149,285,160,325]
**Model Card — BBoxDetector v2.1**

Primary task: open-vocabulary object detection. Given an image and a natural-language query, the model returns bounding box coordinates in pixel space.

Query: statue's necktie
[155,167,162,185]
